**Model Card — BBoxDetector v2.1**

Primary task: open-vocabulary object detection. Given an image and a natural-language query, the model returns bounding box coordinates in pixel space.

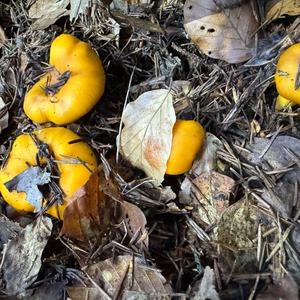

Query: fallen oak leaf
[184,0,259,63]
[118,89,176,186]
[61,165,113,241]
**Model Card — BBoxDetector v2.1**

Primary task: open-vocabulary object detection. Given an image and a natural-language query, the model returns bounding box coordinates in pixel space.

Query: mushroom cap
[275,43,300,104]
[23,34,106,125]
[0,127,97,219]
[166,120,205,175]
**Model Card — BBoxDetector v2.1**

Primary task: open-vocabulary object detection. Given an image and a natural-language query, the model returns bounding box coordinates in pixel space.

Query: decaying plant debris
[0,0,299,299]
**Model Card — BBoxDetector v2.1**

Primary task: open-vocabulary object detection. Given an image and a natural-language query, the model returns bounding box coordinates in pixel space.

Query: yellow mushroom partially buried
[166,120,205,175]
[0,127,97,219]
[275,43,300,110]
[23,34,106,125]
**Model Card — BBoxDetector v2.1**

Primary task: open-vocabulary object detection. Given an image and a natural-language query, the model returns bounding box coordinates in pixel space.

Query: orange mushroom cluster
[0,33,207,220]
[0,34,105,219]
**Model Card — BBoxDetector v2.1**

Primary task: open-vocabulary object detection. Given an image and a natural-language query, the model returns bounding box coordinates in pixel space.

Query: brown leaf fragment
[180,133,223,204]
[86,255,173,299]
[28,0,69,30]
[266,0,300,22]
[67,287,108,300]
[61,166,114,241]
[15,281,66,300]
[256,275,298,300]
[184,171,235,226]
[111,11,164,33]
[217,198,272,274]
[184,0,259,63]
[242,136,300,218]
[0,26,6,48]
[121,201,149,248]
[2,216,52,295]
[0,214,21,249]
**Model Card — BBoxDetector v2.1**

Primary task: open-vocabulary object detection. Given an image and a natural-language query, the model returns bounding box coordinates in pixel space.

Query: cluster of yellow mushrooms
[0,33,298,220]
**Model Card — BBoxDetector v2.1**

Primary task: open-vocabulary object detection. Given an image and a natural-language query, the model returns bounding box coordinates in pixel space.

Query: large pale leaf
[184,0,259,63]
[118,89,176,185]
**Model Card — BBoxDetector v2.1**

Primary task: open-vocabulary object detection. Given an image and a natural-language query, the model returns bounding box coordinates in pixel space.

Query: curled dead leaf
[121,201,149,248]
[184,0,259,63]
[61,166,114,241]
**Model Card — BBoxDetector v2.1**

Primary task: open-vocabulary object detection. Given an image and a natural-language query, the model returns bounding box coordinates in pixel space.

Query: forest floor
[0,1,299,299]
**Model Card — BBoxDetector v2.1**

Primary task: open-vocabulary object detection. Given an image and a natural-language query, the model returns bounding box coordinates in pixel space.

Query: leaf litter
[0,0,299,299]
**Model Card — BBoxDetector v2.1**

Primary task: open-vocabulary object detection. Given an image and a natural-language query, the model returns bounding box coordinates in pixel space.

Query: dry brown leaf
[29,0,69,30]
[85,255,173,299]
[190,171,235,226]
[0,214,21,249]
[118,89,176,186]
[61,166,113,241]
[121,201,149,248]
[217,198,273,274]
[2,216,52,295]
[242,136,300,218]
[67,287,106,300]
[184,0,259,63]
[256,275,298,300]
[180,133,223,203]
[111,12,164,33]
[266,0,300,22]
